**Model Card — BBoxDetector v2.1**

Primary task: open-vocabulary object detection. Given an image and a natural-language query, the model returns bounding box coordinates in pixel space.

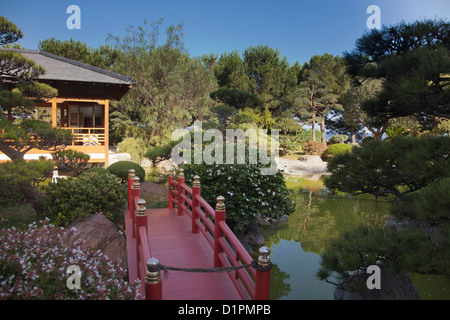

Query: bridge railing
[168,168,272,300]
[127,170,162,300]
[127,168,272,300]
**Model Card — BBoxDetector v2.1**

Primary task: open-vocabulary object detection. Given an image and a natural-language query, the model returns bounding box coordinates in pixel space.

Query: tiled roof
[0,48,133,85]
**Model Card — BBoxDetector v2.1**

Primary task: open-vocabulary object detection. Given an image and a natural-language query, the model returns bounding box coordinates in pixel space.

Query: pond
[260,175,450,300]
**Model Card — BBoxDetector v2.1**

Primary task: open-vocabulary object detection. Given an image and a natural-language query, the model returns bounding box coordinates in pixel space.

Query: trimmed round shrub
[43,172,127,226]
[329,134,349,145]
[327,143,352,157]
[81,167,110,176]
[107,161,145,183]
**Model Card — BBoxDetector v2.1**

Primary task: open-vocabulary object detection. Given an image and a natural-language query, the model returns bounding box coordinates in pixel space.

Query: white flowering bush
[182,144,295,230]
[0,218,142,300]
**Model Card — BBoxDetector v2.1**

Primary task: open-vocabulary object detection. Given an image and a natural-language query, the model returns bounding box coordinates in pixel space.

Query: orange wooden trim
[51,98,57,127]
[104,99,109,167]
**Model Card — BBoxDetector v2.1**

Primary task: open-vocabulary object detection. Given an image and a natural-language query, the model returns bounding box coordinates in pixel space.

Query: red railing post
[131,176,141,238]
[135,198,147,278]
[191,175,200,234]
[145,258,163,300]
[127,169,135,219]
[168,169,174,209]
[254,246,272,300]
[177,168,185,216]
[214,196,226,267]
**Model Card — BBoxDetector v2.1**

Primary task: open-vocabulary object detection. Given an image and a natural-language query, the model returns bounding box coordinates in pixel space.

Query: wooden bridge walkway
[125,169,272,300]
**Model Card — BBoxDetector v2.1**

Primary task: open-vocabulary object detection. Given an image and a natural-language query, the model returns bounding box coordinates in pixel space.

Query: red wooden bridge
[125,168,272,300]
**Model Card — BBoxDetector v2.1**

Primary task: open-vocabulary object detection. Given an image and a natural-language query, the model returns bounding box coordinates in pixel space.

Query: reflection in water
[261,175,449,300]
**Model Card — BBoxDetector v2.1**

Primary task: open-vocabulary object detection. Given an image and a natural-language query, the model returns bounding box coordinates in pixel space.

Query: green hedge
[107,161,146,183]
[327,143,352,157]
[43,172,127,226]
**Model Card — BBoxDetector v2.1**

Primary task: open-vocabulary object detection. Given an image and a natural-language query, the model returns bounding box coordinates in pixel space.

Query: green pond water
[260,175,450,300]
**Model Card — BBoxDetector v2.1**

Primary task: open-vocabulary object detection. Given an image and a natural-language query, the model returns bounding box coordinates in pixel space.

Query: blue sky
[2,0,449,65]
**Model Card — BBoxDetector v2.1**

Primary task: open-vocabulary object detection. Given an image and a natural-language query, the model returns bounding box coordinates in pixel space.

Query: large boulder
[64,214,128,270]
[109,152,132,166]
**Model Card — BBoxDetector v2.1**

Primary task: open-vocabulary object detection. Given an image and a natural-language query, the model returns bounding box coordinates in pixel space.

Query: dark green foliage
[52,149,90,171]
[0,119,73,160]
[319,135,450,289]
[145,139,181,164]
[210,88,264,109]
[38,38,120,70]
[390,178,450,225]
[0,179,26,207]
[0,16,23,45]
[107,161,146,183]
[362,136,375,144]
[344,19,450,123]
[43,172,127,226]
[316,224,449,291]
[0,158,53,186]
[325,136,450,198]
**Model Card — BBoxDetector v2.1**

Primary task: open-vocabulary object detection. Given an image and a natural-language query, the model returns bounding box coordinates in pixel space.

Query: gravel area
[275,156,330,176]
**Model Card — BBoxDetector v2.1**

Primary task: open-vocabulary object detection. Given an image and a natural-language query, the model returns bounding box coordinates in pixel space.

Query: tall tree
[38,38,120,70]
[0,17,71,215]
[242,45,297,115]
[339,79,389,141]
[212,45,297,129]
[296,54,349,143]
[108,19,217,145]
[344,19,450,128]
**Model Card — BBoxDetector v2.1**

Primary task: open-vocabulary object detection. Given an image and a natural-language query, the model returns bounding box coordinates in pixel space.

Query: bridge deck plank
[125,208,242,300]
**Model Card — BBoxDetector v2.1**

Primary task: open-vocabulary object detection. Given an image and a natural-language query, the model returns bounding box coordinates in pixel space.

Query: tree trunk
[18,182,45,215]
[321,117,326,144]
[350,128,356,144]
[311,116,316,141]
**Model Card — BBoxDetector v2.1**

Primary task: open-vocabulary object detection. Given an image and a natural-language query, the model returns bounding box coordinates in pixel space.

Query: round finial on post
[216,195,225,212]
[257,246,272,269]
[146,257,161,284]
[128,169,136,179]
[132,176,140,189]
[178,168,184,178]
[168,168,174,177]
[193,175,200,187]
[136,199,147,216]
